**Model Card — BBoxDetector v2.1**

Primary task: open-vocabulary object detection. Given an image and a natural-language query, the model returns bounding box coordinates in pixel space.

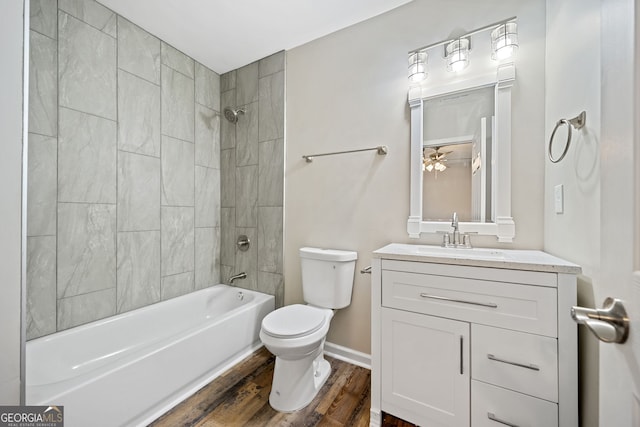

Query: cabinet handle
[459,336,464,375]
[488,412,520,427]
[487,354,540,371]
[419,293,498,308]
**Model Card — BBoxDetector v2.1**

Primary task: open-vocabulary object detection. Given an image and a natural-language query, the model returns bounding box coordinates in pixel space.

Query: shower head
[223,107,246,124]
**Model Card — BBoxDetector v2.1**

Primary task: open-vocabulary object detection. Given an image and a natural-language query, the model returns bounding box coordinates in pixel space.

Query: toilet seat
[262,304,327,339]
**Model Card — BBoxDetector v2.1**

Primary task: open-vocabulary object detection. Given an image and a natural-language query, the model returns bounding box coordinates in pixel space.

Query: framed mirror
[422,85,494,222]
[407,64,516,241]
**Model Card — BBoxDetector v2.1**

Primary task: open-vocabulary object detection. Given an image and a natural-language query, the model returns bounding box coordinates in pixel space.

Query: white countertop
[373,243,582,274]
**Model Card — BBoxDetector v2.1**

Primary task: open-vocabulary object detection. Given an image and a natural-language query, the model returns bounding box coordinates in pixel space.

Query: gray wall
[26,0,222,339]
[219,53,285,308]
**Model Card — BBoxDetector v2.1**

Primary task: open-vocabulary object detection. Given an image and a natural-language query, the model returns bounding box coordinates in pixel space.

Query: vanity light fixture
[445,38,470,73]
[491,21,518,60]
[408,17,516,83]
[408,50,427,83]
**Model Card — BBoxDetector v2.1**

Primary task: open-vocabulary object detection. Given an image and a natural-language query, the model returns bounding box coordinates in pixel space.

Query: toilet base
[268,350,331,412]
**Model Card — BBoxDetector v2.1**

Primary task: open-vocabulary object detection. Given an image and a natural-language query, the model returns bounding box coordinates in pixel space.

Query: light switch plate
[554,184,564,214]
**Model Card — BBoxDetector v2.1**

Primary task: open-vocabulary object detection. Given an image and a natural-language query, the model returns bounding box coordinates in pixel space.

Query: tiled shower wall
[220,54,285,308]
[26,0,222,339]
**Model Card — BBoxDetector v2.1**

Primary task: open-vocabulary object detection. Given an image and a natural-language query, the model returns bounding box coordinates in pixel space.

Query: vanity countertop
[373,243,581,274]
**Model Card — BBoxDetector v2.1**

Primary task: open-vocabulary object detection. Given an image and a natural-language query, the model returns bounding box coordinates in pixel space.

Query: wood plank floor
[150,347,416,427]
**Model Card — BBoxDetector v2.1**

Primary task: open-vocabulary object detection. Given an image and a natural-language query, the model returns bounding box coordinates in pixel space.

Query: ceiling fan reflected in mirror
[422,146,451,174]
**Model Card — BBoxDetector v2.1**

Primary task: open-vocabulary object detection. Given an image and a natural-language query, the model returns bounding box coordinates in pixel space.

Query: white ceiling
[99,0,414,74]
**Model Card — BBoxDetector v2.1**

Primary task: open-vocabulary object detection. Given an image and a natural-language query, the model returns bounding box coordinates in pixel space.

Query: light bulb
[491,22,518,61]
[495,45,514,60]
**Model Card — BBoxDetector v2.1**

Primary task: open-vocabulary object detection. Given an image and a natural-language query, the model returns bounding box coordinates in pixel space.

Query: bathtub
[26,285,274,427]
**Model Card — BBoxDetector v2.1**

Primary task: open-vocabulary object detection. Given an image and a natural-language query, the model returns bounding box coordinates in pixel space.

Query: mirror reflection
[422,86,495,222]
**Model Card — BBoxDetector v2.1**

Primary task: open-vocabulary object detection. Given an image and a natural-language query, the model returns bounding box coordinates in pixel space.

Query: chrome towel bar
[302,145,388,163]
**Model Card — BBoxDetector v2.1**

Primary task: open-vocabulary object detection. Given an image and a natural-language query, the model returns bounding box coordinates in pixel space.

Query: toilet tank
[299,247,358,309]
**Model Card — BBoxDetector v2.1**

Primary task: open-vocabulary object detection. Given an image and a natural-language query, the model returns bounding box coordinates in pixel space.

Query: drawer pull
[419,293,498,308]
[487,353,540,371]
[488,412,520,427]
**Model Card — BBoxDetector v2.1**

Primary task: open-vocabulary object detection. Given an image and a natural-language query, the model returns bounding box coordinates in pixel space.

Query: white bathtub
[26,285,274,427]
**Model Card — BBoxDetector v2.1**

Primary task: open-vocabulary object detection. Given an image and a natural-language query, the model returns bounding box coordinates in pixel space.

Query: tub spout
[228,272,247,285]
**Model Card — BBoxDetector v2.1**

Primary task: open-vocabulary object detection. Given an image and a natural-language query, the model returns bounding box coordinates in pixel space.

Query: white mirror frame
[407,63,516,242]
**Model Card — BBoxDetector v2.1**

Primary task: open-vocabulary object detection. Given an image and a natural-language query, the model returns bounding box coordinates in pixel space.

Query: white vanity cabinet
[370,244,581,427]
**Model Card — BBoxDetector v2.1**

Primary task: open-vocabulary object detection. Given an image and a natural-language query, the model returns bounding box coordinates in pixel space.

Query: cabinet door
[382,308,470,427]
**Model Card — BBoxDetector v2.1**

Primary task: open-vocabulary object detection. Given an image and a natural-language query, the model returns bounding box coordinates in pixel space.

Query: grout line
[161,270,195,279]
[160,61,194,82]
[57,201,117,206]
[55,2,60,333]
[195,100,221,114]
[159,59,164,300]
[193,68,197,292]
[29,27,56,42]
[160,132,194,145]
[118,228,161,234]
[58,10,116,40]
[58,105,117,123]
[27,130,57,139]
[117,147,160,160]
[115,15,120,313]
[25,233,57,238]
[117,66,160,88]
[58,286,117,301]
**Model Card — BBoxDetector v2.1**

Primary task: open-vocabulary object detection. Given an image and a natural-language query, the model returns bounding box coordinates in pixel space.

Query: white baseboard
[324,341,371,370]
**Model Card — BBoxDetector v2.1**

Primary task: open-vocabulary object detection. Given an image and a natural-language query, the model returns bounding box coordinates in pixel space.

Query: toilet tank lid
[299,247,358,262]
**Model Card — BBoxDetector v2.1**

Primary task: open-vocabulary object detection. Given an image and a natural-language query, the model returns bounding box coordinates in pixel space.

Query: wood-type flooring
[151,347,415,427]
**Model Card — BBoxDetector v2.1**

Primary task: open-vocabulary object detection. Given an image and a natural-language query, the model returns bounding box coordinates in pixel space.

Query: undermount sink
[410,245,505,260]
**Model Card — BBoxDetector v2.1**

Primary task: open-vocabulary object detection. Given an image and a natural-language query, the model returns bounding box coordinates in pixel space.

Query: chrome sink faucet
[441,212,472,248]
[228,272,247,286]
[451,212,460,246]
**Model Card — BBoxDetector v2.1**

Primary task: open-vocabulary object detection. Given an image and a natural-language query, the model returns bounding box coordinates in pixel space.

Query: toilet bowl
[259,247,357,412]
[259,304,334,412]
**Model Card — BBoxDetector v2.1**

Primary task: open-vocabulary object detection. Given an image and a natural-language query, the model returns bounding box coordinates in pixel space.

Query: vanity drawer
[381,270,557,336]
[471,324,558,402]
[471,380,558,427]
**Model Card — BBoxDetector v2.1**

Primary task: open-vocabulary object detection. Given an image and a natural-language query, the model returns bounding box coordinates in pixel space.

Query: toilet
[259,247,358,412]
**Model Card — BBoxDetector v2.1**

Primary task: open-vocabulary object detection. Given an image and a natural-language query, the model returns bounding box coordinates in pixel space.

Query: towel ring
[548,111,586,163]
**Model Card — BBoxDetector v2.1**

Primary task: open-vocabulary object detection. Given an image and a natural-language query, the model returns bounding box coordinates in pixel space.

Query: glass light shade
[408,51,427,83]
[491,22,518,60]
[445,38,470,72]
[425,163,434,172]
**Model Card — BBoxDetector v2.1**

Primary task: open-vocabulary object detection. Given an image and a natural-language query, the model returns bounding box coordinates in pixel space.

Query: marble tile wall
[220,51,285,308]
[26,0,221,339]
